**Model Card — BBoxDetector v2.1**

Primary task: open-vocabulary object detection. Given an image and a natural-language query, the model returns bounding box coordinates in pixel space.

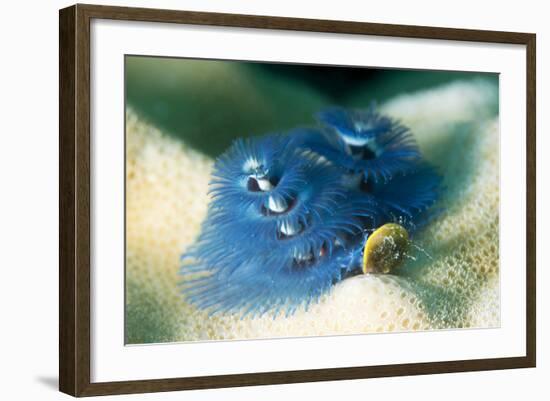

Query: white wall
[0,0,546,400]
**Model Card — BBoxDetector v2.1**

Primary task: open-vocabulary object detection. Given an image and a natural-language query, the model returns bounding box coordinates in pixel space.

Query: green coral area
[125,276,179,344]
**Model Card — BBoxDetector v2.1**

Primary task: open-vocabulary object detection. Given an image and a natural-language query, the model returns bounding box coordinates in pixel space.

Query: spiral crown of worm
[180,105,441,317]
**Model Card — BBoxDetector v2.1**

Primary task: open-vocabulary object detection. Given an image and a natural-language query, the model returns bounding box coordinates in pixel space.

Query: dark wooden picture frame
[59,3,536,397]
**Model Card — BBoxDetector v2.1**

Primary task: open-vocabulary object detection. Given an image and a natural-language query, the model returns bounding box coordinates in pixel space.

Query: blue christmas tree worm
[180,106,441,317]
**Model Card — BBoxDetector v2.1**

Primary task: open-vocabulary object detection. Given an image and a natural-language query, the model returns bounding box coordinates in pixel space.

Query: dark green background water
[125,56,497,157]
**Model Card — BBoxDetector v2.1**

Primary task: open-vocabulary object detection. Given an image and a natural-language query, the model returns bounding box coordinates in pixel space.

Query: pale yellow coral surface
[125,79,500,343]
[381,80,499,330]
[126,111,217,342]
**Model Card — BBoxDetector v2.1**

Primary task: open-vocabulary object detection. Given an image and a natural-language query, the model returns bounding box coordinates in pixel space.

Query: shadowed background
[125,56,497,156]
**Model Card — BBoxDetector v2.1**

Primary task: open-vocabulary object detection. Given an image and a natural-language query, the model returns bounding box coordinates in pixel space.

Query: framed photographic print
[59,4,536,397]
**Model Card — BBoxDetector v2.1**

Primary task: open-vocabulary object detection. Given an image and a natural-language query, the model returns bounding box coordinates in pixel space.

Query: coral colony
[180,105,441,317]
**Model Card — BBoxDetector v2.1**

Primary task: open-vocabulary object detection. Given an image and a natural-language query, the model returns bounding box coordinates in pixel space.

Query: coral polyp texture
[125,78,499,343]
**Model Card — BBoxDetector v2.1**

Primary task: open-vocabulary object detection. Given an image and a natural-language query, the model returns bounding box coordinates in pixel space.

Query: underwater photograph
[124,55,500,345]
